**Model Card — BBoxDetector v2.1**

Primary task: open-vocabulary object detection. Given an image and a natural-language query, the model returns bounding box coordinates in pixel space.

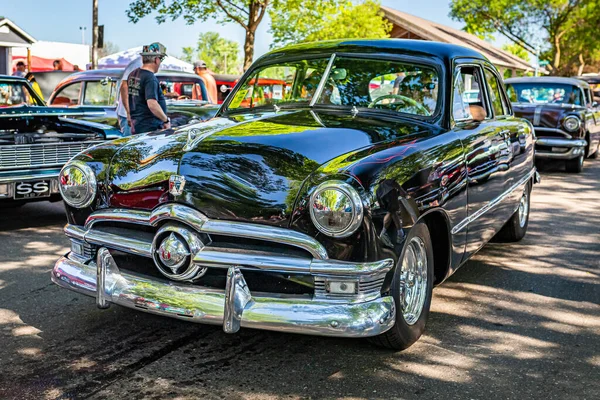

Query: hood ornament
[169,175,186,196]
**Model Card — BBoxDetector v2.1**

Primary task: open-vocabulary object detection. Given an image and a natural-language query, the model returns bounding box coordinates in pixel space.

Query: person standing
[128,42,171,134]
[193,60,217,103]
[116,56,143,136]
[13,61,27,77]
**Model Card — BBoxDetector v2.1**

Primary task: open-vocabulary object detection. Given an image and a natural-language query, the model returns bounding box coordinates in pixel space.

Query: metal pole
[92,0,98,69]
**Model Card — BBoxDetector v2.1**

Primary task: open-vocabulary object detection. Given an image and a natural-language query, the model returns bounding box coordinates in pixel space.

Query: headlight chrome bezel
[563,116,581,132]
[59,160,97,208]
[309,180,364,238]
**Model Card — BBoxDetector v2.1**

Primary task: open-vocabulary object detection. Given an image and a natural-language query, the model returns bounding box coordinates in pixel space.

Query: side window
[584,88,592,106]
[51,82,82,106]
[453,66,489,122]
[83,80,117,106]
[484,68,508,116]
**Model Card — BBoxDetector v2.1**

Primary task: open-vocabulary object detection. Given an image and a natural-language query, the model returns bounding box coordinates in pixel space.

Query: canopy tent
[11,55,75,72]
[96,46,193,72]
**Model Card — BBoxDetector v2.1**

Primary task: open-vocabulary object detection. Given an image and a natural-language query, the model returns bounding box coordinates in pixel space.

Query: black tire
[565,154,584,173]
[494,182,531,242]
[369,222,434,350]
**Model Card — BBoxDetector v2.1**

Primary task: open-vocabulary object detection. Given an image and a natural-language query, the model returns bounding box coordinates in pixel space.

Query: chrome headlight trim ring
[309,180,364,238]
[563,116,581,132]
[59,160,97,209]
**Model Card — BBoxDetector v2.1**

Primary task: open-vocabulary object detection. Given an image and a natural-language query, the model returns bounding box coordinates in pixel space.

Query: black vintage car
[47,69,220,128]
[0,75,121,206]
[505,77,600,172]
[52,39,538,350]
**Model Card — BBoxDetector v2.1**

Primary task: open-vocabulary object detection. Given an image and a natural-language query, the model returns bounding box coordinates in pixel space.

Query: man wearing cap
[128,43,171,134]
[193,60,217,103]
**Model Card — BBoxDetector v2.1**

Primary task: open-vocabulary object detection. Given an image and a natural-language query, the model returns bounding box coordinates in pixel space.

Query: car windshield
[506,83,584,105]
[0,81,41,107]
[225,56,440,117]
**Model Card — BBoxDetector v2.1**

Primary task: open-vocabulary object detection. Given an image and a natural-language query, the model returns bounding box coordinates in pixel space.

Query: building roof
[381,7,535,72]
[0,18,36,47]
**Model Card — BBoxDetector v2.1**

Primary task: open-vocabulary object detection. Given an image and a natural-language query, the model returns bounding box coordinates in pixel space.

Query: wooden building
[382,7,535,77]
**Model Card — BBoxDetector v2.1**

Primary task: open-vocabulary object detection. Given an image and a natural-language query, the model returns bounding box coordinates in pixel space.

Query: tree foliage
[449,0,600,75]
[126,0,270,70]
[269,0,391,48]
[502,43,530,63]
[181,32,242,74]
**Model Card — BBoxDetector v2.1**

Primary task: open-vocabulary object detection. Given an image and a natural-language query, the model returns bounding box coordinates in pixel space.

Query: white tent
[96,46,194,72]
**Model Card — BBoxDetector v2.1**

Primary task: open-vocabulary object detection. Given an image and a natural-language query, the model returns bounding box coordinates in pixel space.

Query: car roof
[58,68,201,82]
[574,75,600,84]
[258,39,487,65]
[0,74,28,82]
[505,76,591,89]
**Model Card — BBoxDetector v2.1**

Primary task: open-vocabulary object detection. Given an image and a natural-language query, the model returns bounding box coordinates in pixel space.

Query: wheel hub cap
[399,236,428,325]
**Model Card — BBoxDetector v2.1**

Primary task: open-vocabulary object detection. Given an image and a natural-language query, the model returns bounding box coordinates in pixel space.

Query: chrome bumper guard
[51,248,396,337]
[535,138,587,160]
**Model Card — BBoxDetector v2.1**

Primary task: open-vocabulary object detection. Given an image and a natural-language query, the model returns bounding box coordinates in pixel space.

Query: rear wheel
[370,222,434,350]
[590,141,599,159]
[565,154,584,173]
[495,183,530,242]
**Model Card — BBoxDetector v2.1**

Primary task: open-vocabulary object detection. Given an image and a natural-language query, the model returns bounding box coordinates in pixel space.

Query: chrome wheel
[399,236,428,325]
[518,189,529,228]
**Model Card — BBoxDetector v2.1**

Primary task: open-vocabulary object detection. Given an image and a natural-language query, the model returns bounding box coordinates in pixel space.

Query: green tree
[269,0,391,48]
[181,32,241,74]
[449,0,594,73]
[502,43,530,63]
[127,0,270,70]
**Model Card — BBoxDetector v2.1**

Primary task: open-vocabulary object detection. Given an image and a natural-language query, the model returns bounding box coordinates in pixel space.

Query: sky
[3,0,472,61]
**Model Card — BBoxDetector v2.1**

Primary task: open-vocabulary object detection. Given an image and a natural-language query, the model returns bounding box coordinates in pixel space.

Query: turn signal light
[327,280,358,295]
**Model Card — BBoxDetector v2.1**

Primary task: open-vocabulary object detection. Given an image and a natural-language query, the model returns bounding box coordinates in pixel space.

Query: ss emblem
[16,181,49,195]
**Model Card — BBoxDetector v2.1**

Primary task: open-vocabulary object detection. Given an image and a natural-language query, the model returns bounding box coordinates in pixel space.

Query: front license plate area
[14,180,51,199]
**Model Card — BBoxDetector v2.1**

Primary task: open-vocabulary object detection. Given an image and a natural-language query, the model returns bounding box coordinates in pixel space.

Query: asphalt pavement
[0,160,598,400]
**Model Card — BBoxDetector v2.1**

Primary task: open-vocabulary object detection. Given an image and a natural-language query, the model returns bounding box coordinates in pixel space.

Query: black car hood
[108,109,433,226]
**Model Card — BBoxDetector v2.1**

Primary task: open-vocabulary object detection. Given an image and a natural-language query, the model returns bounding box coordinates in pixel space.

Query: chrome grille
[0,142,101,170]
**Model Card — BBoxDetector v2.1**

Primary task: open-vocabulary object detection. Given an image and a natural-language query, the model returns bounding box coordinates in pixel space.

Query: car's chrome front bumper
[535,138,587,160]
[52,248,396,338]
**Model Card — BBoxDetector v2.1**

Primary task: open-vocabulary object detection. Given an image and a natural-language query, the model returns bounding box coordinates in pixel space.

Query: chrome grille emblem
[151,224,207,281]
[157,233,190,273]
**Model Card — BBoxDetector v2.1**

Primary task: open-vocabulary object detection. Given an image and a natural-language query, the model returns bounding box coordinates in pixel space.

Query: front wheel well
[420,211,451,285]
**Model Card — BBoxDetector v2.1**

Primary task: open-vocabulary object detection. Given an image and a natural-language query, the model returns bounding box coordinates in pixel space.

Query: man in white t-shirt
[116,56,143,136]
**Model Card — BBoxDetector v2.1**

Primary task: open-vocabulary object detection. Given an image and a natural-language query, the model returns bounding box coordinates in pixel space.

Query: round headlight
[563,116,580,132]
[59,161,97,208]
[309,181,364,238]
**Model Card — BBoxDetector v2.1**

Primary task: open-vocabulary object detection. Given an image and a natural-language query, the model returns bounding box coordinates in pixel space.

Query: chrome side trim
[52,255,396,338]
[536,138,587,147]
[451,168,536,235]
[85,203,329,260]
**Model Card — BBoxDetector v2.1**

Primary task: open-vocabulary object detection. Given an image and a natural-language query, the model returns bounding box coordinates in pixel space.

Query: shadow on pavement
[0,162,598,399]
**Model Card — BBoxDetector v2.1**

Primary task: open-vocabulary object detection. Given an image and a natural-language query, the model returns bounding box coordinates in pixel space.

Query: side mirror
[592,101,598,107]
[100,77,111,86]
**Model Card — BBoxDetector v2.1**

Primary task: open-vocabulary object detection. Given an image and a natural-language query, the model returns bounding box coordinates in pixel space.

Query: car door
[583,86,600,153]
[451,63,510,259]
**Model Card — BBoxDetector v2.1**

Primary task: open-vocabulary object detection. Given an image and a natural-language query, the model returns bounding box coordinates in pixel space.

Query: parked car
[574,74,600,102]
[48,69,220,128]
[0,75,121,207]
[52,39,538,350]
[505,77,600,172]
